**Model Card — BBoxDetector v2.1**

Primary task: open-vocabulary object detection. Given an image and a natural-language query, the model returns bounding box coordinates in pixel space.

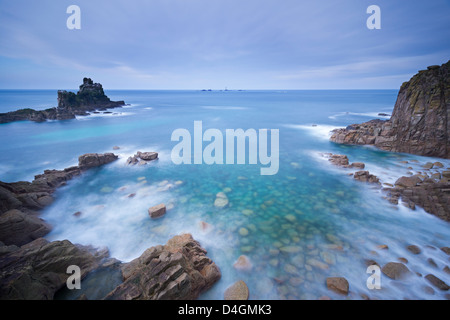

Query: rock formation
[0,78,125,124]
[330,60,450,159]
[0,238,109,299]
[0,153,118,246]
[104,234,221,300]
[0,152,221,300]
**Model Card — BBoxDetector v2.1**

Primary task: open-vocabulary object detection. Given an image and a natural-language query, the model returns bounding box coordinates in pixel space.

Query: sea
[0,89,449,300]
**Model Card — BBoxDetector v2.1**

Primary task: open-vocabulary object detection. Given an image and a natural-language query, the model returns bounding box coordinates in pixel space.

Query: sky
[0,0,449,90]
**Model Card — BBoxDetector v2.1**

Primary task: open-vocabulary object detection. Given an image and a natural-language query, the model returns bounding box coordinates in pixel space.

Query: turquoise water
[1,90,449,300]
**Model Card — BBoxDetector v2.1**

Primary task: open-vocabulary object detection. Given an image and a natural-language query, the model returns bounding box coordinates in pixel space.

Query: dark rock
[353,171,380,184]
[330,60,450,159]
[126,151,158,166]
[381,262,411,280]
[0,78,125,124]
[0,238,108,300]
[425,274,450,291]
[326,277,349,295]
[104,234,221,300]
[78,153,118,170]
[406,245,421,254]
[441,247,450,255]
[0,209,51,246]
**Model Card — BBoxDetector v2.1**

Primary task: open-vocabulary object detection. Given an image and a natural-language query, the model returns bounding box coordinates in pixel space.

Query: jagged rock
[224,280,249,300]
[78,153,118,170]
[330,60,450,159]
[104,234,221,300]
[0,153,118,246]
[353,171,380,184]
[126,151,158,166]
[0,238,108,300]
[0,209,51,246]
[395,176,422,188]
[326,277,349,295]
[0,78,125,124]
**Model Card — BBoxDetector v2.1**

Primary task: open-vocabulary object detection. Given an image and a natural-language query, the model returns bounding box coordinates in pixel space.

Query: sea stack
[330,60,450,159]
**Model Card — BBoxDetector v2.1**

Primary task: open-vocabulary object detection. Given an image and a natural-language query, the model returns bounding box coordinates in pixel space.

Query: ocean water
[0,89,449,300]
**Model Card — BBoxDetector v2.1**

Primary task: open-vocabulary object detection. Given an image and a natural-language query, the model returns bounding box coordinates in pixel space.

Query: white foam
[283,124,343,140]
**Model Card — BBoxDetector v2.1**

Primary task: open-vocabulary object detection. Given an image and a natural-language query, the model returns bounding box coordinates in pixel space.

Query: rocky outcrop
[0,78,125,124]
[125,151,159,166]
[383,175,450,221]
[0,238,109,300]
[330,60,450,159]
[0,153,118,246]
[104,234,221,300]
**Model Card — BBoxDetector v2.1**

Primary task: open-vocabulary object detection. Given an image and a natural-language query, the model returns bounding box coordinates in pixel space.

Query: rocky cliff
[0,78,125,124]
[330,60,450,158]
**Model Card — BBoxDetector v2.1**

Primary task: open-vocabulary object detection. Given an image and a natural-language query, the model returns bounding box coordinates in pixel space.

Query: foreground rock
[224,280,249,300]
[0,238,109,299]
[330,60,450,159]
[0,78,125,124]
[0,153,118,246]
[326,277,349,295]
[105,234,221,300]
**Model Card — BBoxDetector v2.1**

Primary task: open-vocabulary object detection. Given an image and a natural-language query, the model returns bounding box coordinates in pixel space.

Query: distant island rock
[0,78,125,124]
[330,60,450,159]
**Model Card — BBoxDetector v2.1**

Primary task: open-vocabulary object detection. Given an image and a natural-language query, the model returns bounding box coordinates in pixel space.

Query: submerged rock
[214,192,229,208]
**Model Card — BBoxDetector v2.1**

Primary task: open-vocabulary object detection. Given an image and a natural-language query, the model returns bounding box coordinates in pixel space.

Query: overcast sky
[0,0,449,89]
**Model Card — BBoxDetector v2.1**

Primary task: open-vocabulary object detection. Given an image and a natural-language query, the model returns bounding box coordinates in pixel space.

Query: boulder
[381,262,411,280]
[137,151,158,161]
[425,274,450,291]
[224,280,249,300]
[353,171,380,184]
[406,245,421,254]
[326,277,349,295]
[105,234,221,300]
[395,176,422,188]
[148,204,166,219]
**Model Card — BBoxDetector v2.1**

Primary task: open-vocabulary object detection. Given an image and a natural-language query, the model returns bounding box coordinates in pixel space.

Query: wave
[283,123,342,140]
